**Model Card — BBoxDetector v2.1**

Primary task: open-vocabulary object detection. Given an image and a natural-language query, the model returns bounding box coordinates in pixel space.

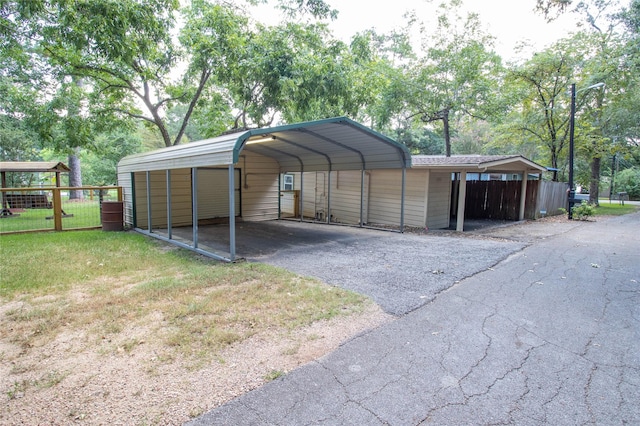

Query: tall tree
[1,0,343,148]
[351,27,417,131]
[545,0,636,203]
[506,39,585,181]
[397,0,504,156]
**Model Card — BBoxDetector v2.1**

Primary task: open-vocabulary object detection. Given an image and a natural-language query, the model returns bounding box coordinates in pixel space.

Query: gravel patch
[250,224,525,316]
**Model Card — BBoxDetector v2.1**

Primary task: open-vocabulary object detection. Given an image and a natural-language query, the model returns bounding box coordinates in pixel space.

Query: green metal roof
[118,117,411,173]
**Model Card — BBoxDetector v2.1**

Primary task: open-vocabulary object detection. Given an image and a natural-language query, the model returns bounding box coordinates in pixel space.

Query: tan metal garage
[117,117,412,261]
[118,117,547,261]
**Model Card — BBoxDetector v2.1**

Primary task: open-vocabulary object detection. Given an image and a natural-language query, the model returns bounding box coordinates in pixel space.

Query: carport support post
[228,164,236,261]
[277,174,281,219]
[519,172,528,221]
[299,170,304,221]
[359,169,365,227]
[130,172,137,228]
[400,167,406,232]
[326,169,332,223]
[192,168,198,249]
[456,171,467,232]
[146,171,152,232]
[166,169,172,239]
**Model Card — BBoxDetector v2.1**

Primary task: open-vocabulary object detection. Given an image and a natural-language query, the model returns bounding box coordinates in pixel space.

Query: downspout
[423,169,430,228]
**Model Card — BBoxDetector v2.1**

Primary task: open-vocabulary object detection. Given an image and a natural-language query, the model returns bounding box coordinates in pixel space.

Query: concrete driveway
[188,213,640,425]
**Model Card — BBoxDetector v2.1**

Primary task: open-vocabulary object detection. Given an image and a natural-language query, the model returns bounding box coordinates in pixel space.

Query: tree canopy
[0,0,638,196]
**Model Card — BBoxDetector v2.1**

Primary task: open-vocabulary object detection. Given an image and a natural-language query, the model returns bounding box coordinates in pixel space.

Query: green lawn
[0,199,103,233]
[0,230,369,363]
[595,201,639,216]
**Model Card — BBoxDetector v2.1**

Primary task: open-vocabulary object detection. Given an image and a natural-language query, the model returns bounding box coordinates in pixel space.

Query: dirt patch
[1,302,391,425]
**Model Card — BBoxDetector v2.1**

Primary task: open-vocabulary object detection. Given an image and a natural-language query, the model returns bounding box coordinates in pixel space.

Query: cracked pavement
[187,212,640,425]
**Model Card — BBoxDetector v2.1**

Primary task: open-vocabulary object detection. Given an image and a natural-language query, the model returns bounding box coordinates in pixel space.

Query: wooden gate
[460,180,539,220]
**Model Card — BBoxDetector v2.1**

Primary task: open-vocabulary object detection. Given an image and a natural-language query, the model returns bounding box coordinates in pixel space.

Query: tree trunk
[550,150,559,182]
[68,148,84,200]
[443,111,451,157]
[589,156,601,206]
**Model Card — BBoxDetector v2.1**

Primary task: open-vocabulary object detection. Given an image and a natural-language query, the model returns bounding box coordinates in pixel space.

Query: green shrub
[616,168,640,200]
[572,200,596,220]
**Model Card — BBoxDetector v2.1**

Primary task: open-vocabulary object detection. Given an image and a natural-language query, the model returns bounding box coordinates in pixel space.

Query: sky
[255,0,582,62]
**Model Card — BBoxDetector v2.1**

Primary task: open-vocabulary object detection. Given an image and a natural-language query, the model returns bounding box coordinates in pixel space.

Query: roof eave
[479,156,547,172]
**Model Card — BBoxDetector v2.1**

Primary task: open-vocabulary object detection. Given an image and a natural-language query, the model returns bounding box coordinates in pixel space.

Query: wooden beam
[519,172,528,221]
[456,171,467,232]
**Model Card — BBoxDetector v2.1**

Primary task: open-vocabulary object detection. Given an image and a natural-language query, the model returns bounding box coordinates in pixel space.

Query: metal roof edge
[337,118,412,168]
[231,116,411,167]
[232,117,351,162]
[119,131,249,170]
[0,161,71,173]
[479,155,547,171]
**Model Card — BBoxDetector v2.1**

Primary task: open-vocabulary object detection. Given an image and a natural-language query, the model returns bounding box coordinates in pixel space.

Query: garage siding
[291,171,368,224]
[122,165,452,231]
[367,169,427,227]
[118,171,133,226]
[427,172,452,229]
[300,172,320,219]
[240,151,280,221]
[327,171,368,224]
[196,168,241,220]
[134,169,192,229]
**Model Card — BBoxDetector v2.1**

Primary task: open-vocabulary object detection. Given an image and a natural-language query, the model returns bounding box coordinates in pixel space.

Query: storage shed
[117,117,412,261]
[411,155,548,231]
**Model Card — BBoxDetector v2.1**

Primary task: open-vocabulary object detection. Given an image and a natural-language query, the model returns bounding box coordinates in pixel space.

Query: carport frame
[118,117,411,262]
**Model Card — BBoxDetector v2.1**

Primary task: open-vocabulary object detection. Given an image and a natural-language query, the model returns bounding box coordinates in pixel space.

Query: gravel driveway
[246,221,529,316]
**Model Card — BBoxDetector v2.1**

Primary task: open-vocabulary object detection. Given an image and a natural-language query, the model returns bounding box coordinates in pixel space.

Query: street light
[567,82,605,219]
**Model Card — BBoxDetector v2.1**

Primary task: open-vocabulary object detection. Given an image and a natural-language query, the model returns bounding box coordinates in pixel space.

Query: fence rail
[0,186,122,234]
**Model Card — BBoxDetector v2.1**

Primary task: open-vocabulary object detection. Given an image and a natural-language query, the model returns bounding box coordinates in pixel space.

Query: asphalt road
[188,213,640,425]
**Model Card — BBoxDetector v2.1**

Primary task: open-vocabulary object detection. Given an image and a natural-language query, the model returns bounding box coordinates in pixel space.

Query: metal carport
[117,117,411,262]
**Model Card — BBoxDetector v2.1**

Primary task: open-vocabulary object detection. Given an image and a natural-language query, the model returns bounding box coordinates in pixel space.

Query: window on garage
[283,174,294,191]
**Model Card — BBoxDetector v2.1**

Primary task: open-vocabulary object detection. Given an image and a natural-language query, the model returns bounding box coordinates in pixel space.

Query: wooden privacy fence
[462,180,536,220]
[535,180,569,217]
[0,186,122,234]
[461,180,568,221]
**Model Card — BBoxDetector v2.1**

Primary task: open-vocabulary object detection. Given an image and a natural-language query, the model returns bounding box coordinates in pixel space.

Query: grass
[0,199,104,233]
[6,370,68,400]
[594,201,639,216]
[0,230,369,364]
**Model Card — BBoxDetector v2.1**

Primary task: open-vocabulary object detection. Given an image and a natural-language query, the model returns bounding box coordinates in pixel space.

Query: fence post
[52,187,63,231]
